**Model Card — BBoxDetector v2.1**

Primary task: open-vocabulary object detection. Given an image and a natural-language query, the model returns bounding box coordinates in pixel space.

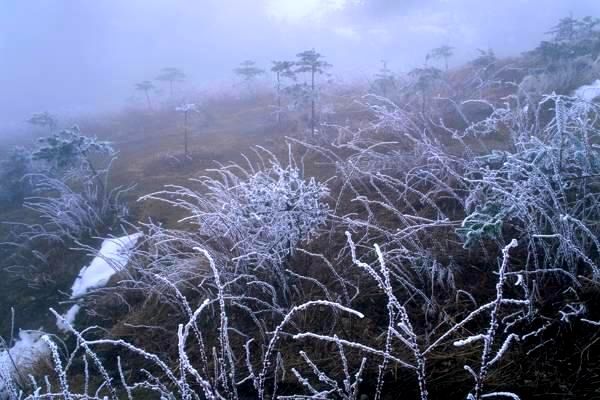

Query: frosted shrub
[3,245,363,400]
[24,170,130,241]
[456,203,505,248]
[520,59,595,98]
[2,235,583,400]
[124,222,208,285]
[0,132,131,287]
[32,126,114,177]
[0,147,34,206]
[0,168,131,288]
[329,90,600,280]
[1,127,113,209]
[459,93,600,276]
[5,33,600,399]
[8,129,131,241]
[288,83,598,398]
[142,149,330,275]
[289,235,529,400]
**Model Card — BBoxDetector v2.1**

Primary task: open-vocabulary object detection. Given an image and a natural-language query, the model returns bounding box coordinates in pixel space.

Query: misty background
[1,0,599,134]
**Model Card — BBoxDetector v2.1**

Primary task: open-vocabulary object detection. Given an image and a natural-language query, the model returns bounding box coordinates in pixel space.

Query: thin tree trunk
[184,111,189,158]
[311,68,316,136]
[277,72,281,125]
[145,90,152,110]
[85,155,107,210]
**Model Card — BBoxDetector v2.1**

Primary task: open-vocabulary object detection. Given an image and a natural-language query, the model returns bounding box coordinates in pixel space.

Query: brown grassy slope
[71,88,364,226]
[2,57,599,398]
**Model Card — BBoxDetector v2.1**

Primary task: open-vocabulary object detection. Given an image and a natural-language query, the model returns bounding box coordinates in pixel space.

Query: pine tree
[271,60,296,124]
[427,45,454,71]
[295,49,331,135]
[548,16,578,42]
[373,60,396,97]
[156,67,186,97]
[471,48,496,68]
[135,80,155,109]
[234,60,265,94]
[532,16,600,62]
[28,112,57,133]
[408,67,442,115]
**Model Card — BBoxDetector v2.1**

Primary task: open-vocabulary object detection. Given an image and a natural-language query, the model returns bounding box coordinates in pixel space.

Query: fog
[3,2,600,397]
[1,0,599,133]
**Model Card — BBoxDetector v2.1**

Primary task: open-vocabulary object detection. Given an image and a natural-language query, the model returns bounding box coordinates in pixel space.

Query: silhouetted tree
[28,112,57,133]
[531,16,600,63]
[156,67,186,97]
[408,66,442,114]
[372,60,396,97]
[271,60,296,123]
[427,45,454,71]
[471,48,496,68]
[175,103,198,158]
[135,80,155,109]
[576,16,600,40]
[234,60,265,94]
[548,16,579,42]
[295,49,331,135]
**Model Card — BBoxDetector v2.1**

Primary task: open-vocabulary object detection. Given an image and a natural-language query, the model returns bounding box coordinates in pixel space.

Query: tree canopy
[234,60,265,81]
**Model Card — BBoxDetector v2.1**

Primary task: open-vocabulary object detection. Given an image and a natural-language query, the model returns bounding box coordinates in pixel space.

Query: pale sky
[1,0,599,133]
[266,0,357,21]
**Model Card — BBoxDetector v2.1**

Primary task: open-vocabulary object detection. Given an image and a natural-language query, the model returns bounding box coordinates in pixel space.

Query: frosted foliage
[0,331,50,400]
[460,94,600,276]
[32,127,113,173]
[24,174,129,240]
[143,156,329,270]
[334,91,600,278]
[6,239,532,400]
[4,43,600,400]
[17,130,130,242]
[209,164,328,257]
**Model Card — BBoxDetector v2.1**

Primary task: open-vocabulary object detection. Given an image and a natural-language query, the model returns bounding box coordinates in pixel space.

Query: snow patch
[57,233,142,331]
[71,233,143,298]
[574,79,600,102]
[56,304,81,332]
[0,331,50,399]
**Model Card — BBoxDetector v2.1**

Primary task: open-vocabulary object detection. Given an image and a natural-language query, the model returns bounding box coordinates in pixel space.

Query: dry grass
[1,56,600,399]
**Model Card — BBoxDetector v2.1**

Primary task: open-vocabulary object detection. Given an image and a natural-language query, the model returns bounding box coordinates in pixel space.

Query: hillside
[1,17,600,400]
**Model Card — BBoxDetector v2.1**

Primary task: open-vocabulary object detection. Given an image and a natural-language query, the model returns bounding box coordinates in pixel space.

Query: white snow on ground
[57,233,142,331]
[574,79,600,101]
[56,304,81,332]
[71,233,143,297]
[0,331,50,399]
